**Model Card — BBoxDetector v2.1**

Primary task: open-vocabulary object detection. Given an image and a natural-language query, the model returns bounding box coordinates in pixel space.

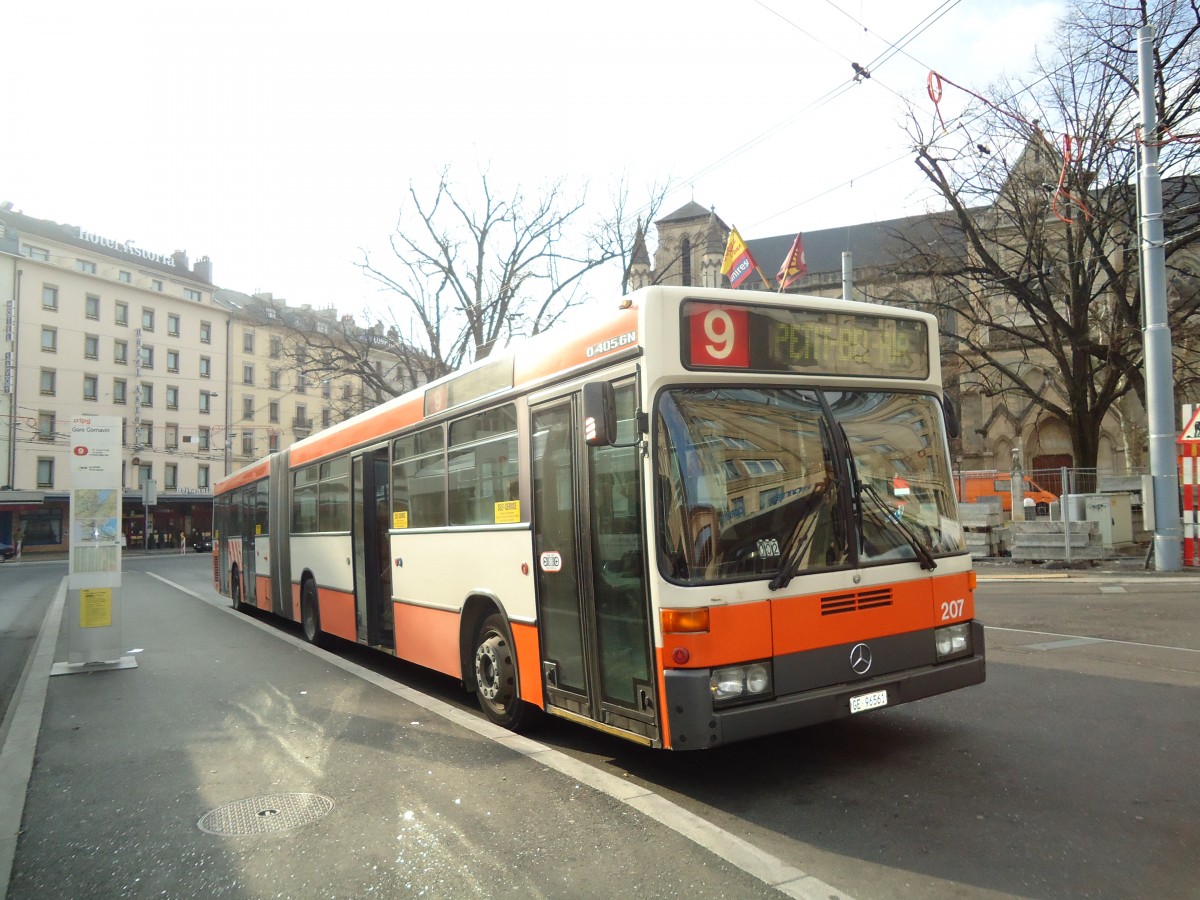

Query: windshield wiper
[860,481,937,570]
[768,485,826,592]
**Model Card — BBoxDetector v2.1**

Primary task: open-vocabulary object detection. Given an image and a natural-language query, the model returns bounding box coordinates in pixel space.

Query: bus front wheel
[472,614,534,730]
[301,579,323,645]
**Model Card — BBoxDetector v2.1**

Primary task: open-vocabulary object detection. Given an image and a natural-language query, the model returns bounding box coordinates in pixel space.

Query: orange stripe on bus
[659,572,975,670]
[214,458,271,493]
[288,396,425,468]
[316,586,357,642]
[513,305,641,387]
[394,602,463,679]
[660,600,773,669]
[511,621,544,709]
[255,575,271,612]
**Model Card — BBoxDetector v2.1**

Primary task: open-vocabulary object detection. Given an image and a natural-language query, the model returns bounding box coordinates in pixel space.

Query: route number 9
[689,306,748,368]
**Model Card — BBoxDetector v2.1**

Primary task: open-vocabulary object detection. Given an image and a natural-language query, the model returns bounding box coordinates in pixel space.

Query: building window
[42,285,59,310]
[113,379,127,404]
[269,401,279,423]
[295,403,309,429]
[198,428,210,451]
[140,382,153,407]
[166,424,179,449]
[168,313,180,336]
[77,259,97,274]
[680,237,692,286]
[41,327,57,352]
[243,364,254,385]
[322,407,331,428]
[40,369,56,396]
[296,374,307,395]
[84,334,100,359]
[166,386,179,410]
[139,345,154,369]
[199,321,211,343]
[83,375,98,401]
[141,308,154,330]
[151,279,163,292]
[268,431,280,452]
[342,383,352,400]
[239,433,253,456]
[198,465,210,490]
[119,270,132,284]
[200,391,214,414]
[270,337,282,359]
[243,397,254,420]
[115,301,128,326]
[85,294,100,319]
[270,369,281,390]
[37,458,54,489]
[22,245,50,261]
[140,423,154,448]
[167,349,179,373]
[139,463,153,486]
[199,356,211,378]
[322,380,332,399]
[184,288,201,302]
[38,412,55,442]
[114,340,128,365]
[243,330,255,353]
[164,463,178,490]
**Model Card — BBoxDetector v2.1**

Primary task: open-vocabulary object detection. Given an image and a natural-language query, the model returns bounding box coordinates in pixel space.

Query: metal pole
[842,252,853,302]
[1137,25,1182,571]
[1062,465,1071,564]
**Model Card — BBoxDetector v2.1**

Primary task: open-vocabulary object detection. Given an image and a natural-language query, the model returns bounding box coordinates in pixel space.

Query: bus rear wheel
[301,578,324,645]
[472,614,534,730]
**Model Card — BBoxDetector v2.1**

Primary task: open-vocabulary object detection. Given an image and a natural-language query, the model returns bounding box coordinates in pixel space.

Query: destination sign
[682,300,930,379]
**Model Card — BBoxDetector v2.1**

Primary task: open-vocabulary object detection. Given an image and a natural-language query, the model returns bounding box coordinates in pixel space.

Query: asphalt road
[3,558,1197,898]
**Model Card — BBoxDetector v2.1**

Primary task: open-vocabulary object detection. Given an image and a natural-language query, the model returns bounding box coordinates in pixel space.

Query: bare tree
[358,169,668,376]
[893,0,1200,470]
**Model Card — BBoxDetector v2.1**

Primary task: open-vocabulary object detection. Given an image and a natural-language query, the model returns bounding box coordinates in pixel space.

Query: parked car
[0,541,16,562]
[192,534,213,552]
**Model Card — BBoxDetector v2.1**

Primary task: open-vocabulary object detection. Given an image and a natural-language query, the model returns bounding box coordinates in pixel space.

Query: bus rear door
[531,381,658,744]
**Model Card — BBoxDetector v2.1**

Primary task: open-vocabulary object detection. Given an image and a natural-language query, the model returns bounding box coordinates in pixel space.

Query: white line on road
[153,573,855,900]
[986,625,1200,655]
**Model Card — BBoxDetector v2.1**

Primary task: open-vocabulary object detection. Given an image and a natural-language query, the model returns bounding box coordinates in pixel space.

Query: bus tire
[472,613,536,731]
[230,565,243,610]
[301,578,324,646]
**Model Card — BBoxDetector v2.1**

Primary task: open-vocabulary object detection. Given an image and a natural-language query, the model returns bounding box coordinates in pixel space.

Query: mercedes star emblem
[849,642,873,675]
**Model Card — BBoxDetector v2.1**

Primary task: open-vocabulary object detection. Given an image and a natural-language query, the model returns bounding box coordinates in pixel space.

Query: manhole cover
[198,792,334,835]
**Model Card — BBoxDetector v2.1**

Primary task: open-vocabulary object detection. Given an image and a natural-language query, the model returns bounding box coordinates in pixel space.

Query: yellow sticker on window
[494,500,520,524]
[394,510,409,529]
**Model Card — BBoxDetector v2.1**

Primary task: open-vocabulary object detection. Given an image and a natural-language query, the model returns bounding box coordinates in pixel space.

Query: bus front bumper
[662,621,986,750]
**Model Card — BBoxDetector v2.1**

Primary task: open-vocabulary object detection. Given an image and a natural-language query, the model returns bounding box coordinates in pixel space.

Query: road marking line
[1022,637,1104,651]
[986,625,1200,655]
[154,573,855,900]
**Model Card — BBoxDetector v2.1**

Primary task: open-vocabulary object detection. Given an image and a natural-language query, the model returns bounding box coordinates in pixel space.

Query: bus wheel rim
[475,634,511,706]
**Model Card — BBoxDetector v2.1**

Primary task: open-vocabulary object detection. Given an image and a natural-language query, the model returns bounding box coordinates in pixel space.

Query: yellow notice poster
[494,500,520,524]
[394,511,409,529]
[80,588,113,628]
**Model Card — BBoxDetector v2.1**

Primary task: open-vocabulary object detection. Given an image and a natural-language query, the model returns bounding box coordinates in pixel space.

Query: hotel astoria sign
[76,227,176,267]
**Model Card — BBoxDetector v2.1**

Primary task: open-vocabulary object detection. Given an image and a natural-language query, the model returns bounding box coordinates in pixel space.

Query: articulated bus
[213,285,984,750]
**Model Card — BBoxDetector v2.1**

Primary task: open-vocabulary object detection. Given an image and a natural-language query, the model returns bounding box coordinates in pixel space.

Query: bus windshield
[655,387,964,584]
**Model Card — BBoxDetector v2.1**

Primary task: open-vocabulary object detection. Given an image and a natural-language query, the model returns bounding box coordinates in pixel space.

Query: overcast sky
[7,0,1063,326]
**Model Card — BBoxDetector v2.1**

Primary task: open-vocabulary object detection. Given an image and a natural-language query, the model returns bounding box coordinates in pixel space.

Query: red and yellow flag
[776,232,807,291]
[720,226,757,288]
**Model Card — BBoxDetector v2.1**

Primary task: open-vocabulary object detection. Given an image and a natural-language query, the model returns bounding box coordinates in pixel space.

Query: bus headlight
[710,662,773,707]
[935,623,972,660]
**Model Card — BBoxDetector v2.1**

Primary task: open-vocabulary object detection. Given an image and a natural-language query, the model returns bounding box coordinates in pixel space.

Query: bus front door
[352,447,395,652]
[531,384,657,744]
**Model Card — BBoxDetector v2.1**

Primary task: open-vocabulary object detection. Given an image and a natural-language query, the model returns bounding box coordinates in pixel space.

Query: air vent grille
[820,587,894,615]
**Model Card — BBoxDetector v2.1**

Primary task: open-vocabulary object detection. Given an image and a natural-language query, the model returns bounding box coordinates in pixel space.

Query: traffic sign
[1180,406,1200,443]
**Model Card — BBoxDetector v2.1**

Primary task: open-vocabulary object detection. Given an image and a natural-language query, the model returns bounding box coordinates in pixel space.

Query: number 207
[940,599,965,620]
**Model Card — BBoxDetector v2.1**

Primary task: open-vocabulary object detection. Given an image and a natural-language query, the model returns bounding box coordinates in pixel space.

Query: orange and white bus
[213,285,984,749]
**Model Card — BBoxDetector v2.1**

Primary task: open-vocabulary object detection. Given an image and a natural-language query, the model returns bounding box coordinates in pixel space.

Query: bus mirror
[582,382,617,446]
[943,398,960,440]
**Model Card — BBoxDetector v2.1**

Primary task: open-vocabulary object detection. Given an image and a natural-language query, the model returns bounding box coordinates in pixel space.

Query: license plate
[849,689,888,714]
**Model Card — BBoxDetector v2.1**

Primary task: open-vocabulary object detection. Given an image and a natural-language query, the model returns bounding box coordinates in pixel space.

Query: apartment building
[0,204,225,554]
